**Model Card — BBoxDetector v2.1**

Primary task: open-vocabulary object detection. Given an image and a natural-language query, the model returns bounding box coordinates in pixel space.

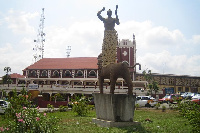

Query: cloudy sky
[0,0,200,77]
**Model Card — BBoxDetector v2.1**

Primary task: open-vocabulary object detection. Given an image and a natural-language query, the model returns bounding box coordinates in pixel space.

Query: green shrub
[1,89,59,133]
[162,105,166,112]
[51,93,65,101]
[71,95,89,116]
[5,107,59,133]
[5,88,32,119]
[178,100,200,132]
[47,104,55,113]
[88,105,95,110]
[135,103,139,110]
[155,103,160,110]
[59,105,68,112]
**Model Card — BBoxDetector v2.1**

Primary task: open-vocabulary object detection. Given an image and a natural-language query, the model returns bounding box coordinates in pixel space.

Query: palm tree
[3,67,11,86]
[142,70,159,96]
[4,67,11,75]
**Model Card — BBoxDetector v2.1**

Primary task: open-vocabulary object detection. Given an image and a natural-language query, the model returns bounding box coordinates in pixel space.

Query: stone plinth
[92,118,140,127]
[92,93,138,127]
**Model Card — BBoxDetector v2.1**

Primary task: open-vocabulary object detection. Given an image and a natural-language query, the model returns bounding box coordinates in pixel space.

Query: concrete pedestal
[92,93,139,127]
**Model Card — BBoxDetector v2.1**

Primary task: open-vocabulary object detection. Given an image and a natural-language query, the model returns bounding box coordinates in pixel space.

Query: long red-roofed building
[24,57,98,70]
[22,57,99,85]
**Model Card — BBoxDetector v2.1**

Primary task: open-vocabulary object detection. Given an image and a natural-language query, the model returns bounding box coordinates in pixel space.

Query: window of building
[76,70,83,77]
[30,70,37,77]
[185,87,189,92]
[169,78,175,85]
[41,70,47,77]
[53,70,59,77]
[178,87,182,92]
[63,70,71,77]
[88,70,96,77]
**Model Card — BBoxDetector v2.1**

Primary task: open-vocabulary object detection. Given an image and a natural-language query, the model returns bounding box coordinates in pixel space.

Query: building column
[60,70,63,78]
[43,80,46,84]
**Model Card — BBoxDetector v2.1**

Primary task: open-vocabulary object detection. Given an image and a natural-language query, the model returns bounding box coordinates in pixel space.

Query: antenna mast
[33,8,45,62]
[66,46,71,58]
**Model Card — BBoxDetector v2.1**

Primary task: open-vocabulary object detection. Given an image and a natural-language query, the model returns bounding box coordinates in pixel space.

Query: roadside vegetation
[177,100,200,132]
[0,91,199,132]
[1,106,195,133]
[0,89,59,132]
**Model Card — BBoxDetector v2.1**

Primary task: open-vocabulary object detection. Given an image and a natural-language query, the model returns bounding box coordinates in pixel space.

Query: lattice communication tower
[33,8,45,62]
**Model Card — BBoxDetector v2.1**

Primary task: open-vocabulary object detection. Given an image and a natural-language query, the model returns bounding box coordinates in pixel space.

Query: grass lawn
[0,109,192,133]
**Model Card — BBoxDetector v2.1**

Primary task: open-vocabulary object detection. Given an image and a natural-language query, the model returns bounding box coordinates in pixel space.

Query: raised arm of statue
[115,17,120,25]
[97,7,105,22]
[115,5,120,25]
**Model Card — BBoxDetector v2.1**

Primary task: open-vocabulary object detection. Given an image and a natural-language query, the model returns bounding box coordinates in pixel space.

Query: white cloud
[192,35,200,44]
[0,39,33,76]
[44,20,103,58]
[4,9,38,35]
[118,20,185,51]
[143,27,185,46]
[116,20,200,76]
[137,51,200,76]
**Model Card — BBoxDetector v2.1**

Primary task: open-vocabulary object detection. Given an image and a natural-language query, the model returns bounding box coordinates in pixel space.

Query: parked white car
[0,100,10,114]
[191,94,200,100]
[135,96,157,107]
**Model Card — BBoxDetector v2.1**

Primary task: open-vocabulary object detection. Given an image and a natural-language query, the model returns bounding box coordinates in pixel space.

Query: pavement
[38,108,59,112]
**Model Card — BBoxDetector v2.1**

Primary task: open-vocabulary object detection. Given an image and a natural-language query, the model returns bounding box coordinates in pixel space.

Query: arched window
[63,70,71,77]
[76,70,83,77]
[30,70,37,77]
[53,70,59,77]
[41,70,47,77]
[88,70,96,77]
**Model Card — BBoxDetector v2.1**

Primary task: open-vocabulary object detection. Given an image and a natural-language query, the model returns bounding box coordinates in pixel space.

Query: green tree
[152,80,159,95]
[3,67,12,86]
[142,70,159,96]
[142,70,152,82]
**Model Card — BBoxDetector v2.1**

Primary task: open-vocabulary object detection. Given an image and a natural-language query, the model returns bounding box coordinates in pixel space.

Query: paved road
[38,108,59,112]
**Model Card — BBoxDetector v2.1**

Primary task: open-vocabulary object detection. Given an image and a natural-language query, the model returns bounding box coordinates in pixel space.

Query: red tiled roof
[10,73,25,78]
[23,57,98,70]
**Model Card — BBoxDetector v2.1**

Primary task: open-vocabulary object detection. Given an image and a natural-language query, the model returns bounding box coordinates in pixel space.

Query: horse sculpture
[97,54,133,95]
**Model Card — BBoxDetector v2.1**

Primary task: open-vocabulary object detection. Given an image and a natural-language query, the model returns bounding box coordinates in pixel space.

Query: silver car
[0,100,10,114]
[135,96,157,107]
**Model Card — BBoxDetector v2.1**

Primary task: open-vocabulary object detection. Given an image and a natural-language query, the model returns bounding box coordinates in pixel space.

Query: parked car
[185,92,197,99]
[0,100,10,114]
[191,99,200,105]
[158,95,170,103]
[135,96,157,107]
[191,94,200,100]
[181,92,188,99]
[181,92,197,99]
[158,94,182,103]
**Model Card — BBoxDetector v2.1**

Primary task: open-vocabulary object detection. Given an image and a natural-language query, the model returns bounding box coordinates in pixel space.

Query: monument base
[92,93,139,127]
[92,118,140,127]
